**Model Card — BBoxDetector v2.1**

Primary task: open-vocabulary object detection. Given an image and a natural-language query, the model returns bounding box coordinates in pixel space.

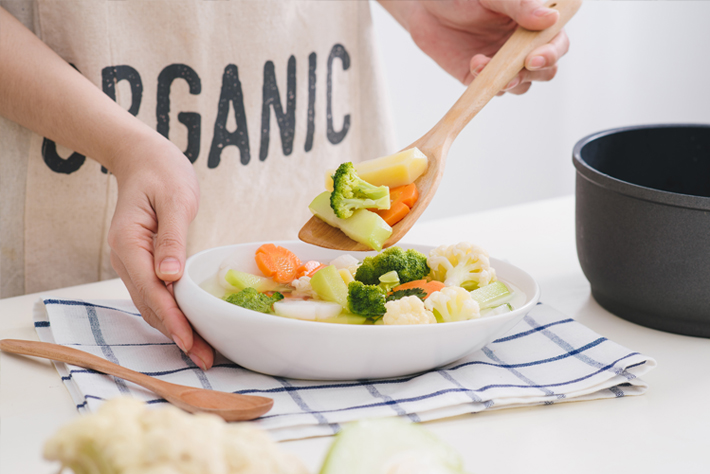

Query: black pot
[573,124,710,337]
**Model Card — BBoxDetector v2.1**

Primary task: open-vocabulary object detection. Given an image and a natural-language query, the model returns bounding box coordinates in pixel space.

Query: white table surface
[2,195,708,473]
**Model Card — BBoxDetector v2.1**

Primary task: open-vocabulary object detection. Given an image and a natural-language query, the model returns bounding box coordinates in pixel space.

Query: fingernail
[528,56,546,70]
[533,7,555,18]
[505,77,520,90]
[188,352,207,371]
[472,64,485,76]
[160,258,181,275]
[173,335,187,353]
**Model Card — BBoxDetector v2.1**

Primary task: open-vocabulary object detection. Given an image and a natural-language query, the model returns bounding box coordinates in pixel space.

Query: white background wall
[371,0,710,221]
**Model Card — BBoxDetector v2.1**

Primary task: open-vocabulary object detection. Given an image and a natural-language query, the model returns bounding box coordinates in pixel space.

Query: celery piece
[318,314,370,325]
[480,303,513,317]
[225,269,284,292]
[310,265,349,308]
[378,270,400,293]
[470,281,513,310]
[309,191,392,251]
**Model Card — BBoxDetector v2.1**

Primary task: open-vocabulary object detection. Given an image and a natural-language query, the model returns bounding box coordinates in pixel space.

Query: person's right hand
[0,7,213,368]
[107,133,214,370]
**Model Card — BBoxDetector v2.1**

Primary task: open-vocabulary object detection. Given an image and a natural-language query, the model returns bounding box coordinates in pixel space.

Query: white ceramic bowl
[174,241,540,380]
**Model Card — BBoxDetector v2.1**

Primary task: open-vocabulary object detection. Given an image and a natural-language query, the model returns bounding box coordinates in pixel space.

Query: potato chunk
[325,147,428,190]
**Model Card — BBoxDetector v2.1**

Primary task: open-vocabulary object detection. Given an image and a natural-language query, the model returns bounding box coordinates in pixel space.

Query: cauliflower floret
[290,276,318,299]
[425,286,480,322]
[427,242,496,291]
[43,398,307,474]
[383,295,437,325]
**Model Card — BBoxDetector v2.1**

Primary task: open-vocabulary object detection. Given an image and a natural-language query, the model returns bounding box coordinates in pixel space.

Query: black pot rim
[573,123,710,212]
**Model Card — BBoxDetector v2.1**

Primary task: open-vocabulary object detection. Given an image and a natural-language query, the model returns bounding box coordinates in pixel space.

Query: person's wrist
[105,126,184,183]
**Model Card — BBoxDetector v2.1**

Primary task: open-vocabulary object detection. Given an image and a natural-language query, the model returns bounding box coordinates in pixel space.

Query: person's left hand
[379,0,570,95]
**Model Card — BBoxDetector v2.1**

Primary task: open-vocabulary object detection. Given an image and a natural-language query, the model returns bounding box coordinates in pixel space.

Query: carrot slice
[371,184,419,226]
[255,244,302,284]
[296,260,326,279]
[390,183,419,208]
[375,201,411,227]
[391,279,445,299]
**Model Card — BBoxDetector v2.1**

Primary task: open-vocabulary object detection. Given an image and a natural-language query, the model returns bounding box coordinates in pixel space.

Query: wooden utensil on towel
[299,0,581,251]
[0,338,273,421]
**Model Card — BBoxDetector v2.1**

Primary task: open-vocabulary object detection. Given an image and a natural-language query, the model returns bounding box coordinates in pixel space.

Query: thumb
[482,0,559,31]
[153,199,194,283]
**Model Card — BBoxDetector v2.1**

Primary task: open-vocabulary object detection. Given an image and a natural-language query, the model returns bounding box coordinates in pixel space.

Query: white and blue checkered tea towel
[33,297,656,441]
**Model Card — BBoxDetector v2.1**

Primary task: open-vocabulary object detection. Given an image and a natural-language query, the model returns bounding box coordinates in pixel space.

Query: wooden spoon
[300,0,582,251]
[0,338,273,421]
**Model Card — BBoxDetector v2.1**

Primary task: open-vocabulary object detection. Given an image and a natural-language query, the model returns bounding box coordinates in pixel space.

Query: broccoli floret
[224,288,284,313]
[386,288,427,303]
[330,162,390,219]
[347,281,386,318]
[355,247,430,285]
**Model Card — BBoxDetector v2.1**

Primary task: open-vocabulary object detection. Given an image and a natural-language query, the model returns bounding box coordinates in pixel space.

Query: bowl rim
[572,123,710,211]
[178,240,541,333]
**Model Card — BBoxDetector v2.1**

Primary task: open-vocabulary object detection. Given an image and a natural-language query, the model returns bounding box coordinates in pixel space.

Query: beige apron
[0,0,394,297]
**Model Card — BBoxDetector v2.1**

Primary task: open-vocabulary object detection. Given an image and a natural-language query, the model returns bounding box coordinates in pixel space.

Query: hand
[108,134,213,370]
[380,0,570,95]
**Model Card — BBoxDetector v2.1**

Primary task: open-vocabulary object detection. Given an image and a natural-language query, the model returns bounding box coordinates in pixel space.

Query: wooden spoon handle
[419,0,582,152]
[0,338,172,395]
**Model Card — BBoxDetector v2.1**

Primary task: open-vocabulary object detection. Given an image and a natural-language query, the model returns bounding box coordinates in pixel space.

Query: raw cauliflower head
[425,286,480,323]
[427,242,496,291]
[383,295,437,325]
[43,397,308,474]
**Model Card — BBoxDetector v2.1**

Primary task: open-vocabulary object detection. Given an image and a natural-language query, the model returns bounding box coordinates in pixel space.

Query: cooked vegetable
[424,287,480,323]
[44,398,308,474]
[225,270,289,293]
[470,281,512,309]
[328,254,360,270]
[347,281,387,318]
[338,268,355,285]
[319,417,466,474]
[428,242,496,291]
[255,244,302,284]
[383,296,437,325]
[320,314,371,325]
[295,260,326,279]
[309,191,392,252]
[290,276,318,299]
[273,299,342,321]
[224,288,284,313]
[378,270,400,293]
[374,183,419,226]
[324,147,429,190]
[310,265,349,308]
[386,288,427,303]
[330,162,390,219]
[213,242,514,326]
[354,246,429,286]
[390,279,445,299]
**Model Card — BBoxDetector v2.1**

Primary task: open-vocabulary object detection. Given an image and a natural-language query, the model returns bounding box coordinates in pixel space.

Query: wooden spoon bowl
[300,0,582,251]
[0,339,273,421]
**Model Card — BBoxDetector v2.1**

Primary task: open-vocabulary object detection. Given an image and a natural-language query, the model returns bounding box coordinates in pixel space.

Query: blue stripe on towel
[86,306,129,394]
[524,314,631,380]
[493,318,575,342]
[45,299,142,318]
[274,377,339,432]
[359,380,421,422]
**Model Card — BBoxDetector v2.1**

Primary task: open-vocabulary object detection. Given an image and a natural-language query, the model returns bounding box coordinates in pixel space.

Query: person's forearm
[0,7,161,177]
